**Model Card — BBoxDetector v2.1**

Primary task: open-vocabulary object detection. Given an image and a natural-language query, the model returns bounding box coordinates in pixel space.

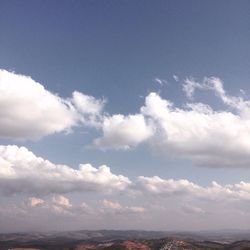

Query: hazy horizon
[1,0,250,233]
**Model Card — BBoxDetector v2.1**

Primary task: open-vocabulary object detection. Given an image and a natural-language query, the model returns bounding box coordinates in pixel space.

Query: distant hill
[1,230,250,250]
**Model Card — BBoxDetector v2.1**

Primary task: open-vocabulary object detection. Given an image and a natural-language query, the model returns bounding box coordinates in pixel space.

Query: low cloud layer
[137,176,250,201]
[1,145,250,203]
[1,175,250,232]
[0,145,131,195]
[102,199,146,214]
[0,144,250,232]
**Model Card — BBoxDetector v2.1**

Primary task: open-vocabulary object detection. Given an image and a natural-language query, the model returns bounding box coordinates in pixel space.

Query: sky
[0,0,250,232]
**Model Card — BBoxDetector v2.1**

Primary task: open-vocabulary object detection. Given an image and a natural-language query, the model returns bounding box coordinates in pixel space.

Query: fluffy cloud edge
[0,69,105,140]
[0,145,131,195]
[2,69,250,168]
[0,145,250,203]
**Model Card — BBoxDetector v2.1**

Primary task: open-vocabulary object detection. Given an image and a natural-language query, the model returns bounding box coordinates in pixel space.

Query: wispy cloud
[153,77,167,86]
[173,75,179,82]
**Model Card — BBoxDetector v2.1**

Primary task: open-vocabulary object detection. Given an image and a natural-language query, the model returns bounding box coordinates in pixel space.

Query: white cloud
[24,195,92,216]
[3,69,250,168]
[0,176,250,231]
[136,176,200,196]
[128,206,146,213]
[50,195,73,214]
[136,176,250,201]
[91,81,250,167]
[93,114,154,150]
[71,91,106,127]
[153,78,167,86]
[102,199,122,210]
[183,77,250,114]
[72,91,105,115]
[141,91,250,167]
[182,78,203,99]
[52,195,72,209]
[102,199,146,214]
[0,69,105,140]
[0,145,131,195]
[181,204,206,215]
[173,75,179,82]
[27,197,45,207]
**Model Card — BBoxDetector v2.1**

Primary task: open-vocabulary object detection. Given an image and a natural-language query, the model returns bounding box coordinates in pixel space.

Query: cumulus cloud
[27,197,45,207]
[102,199,122,210]
[136,176,200,196]
[92,79,250,167]
[25,195,94,216]
[22,195,73,215]
[136,176,250,201]
[3,69,250,168]
[0,69,105,140]
[24,197,145,217]
[0,145,131,195]
[141,90,250,167]
[2,141,249,204]
[93,114,154,150]
[52,195,72,209]
[71,91,106,127]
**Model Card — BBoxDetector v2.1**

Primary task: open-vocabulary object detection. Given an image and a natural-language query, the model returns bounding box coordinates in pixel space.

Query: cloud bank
[0,145,131,195]
[0,145,250,202]
[137,175,250,201]
[0,144,249,231]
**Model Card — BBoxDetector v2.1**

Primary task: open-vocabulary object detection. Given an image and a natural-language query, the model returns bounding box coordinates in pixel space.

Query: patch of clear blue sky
[0,0,250,185]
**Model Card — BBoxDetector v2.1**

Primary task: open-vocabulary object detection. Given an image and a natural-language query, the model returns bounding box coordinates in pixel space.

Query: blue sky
[1,0,250,232]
